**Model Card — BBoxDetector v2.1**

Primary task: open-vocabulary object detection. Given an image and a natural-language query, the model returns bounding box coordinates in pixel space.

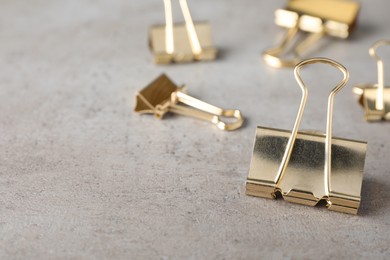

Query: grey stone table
[1,0,389,259]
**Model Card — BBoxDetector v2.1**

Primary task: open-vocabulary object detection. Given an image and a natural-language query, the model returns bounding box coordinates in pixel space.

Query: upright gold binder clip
[246,58,367,214]
[134,74,243,131]
[263,0,360,68]
[149,0,217,64]
[353,40,390,121]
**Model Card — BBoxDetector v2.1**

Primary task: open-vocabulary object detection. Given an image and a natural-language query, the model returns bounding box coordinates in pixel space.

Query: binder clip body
[246,58,367,215]
[263,0,360,68]
[353,40,390,121]
[149,0,217,64]
[135,74,243,131]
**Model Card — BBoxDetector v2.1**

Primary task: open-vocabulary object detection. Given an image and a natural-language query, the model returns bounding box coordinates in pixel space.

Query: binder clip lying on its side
[246,58,367,214]
[353,40,390,121]
[263,0,360,68]
[149,0,217,64]
[134,74,243,131]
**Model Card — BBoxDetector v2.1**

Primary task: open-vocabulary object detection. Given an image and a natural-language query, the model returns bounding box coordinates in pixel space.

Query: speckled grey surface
[0,0,389,259]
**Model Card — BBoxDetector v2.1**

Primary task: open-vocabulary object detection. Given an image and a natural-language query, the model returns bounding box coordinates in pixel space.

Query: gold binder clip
[263,0,360,68]
[246,58,367,214]
[149,0,217,64]
[353,40,390,121]
[134,74,243,131]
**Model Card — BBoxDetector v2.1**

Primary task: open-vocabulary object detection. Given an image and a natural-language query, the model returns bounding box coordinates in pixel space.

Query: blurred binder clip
[135,74,243,131]
[263,0,360,68]
[353,40,390,121]
[149,0,217,64]
[246,58,367,214]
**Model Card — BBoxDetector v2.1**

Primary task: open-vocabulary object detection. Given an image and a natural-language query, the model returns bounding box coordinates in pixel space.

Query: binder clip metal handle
[353,40,390,121]
[149,0,217,64]
[135,74,244,131]
[263,0,360,68]
[167,91,243,131]
[163,0,202,57]
[277,58,349,195]
[263,25,325,68]
[368,40,390,111]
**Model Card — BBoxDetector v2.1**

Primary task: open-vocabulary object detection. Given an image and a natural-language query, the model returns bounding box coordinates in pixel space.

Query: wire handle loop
[263,26,325,68]
[274,58,349,197]
[369,40,390,110]
[163,0,202,56]
[167,91,243,131]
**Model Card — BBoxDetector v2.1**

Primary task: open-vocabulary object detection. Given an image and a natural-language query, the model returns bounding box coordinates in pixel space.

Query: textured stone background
[0,0,389,259]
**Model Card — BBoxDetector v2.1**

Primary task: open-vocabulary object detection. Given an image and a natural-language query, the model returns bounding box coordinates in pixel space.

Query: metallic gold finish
[263,0,360,68]
[353,40,390,121]
[135,74,244,131]
[246,58,367,214]
[149,0,217,64]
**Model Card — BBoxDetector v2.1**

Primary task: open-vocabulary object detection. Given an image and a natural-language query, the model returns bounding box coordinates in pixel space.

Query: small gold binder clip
[246,58,367,214]
[134,74,243,131]
[149,0,217,64]
[353,40,390,121]
[263,0,360,68]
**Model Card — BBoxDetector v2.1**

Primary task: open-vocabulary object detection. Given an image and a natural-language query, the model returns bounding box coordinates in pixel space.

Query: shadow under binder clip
[353,40,390,121]
[263,0,360,68]
[246,58,367,214]
[149,0,217,64]
[134,74,243,131]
